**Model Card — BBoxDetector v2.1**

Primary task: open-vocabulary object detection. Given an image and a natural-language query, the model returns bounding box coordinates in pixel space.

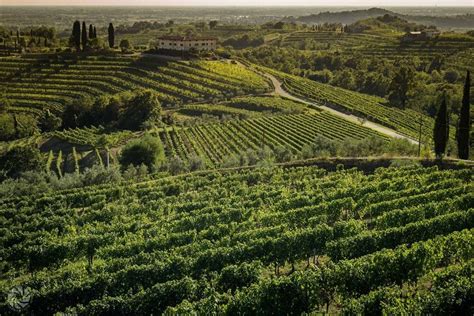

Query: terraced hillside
[1,164,472,314]
[176,96,305,119]
[446,48,474,73]
[281,31,396,49]
[0,95,393,173]
[259,65,444,142]
[281,31,474,64]
[160,110,388,167]
[0,55,270,116]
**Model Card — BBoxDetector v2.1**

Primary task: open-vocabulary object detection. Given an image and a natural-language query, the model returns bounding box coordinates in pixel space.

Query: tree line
[70,21,115,51]
[433,70,470,160]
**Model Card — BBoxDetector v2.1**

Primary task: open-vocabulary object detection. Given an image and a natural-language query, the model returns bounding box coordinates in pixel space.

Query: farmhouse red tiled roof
[158,35,217,41]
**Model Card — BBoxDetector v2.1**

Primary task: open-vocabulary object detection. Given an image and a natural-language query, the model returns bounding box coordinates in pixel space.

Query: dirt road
[252,65,419,145]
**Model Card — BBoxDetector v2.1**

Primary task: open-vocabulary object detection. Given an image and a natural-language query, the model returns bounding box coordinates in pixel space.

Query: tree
[388,65,414,109]
[119,134,165,171]
[119,39,131,52]
[38,110,62,132]
[72,20,81,50]
[88,24,94,39]
[93,26,97,39]
[108,22,115,48]
[457,70,470,159]
[433,95,449,159]
[209,21,218,29]
[119,89,161,130]
[81,21,88,50]
[0,146,43,179]
[62,96,95,128]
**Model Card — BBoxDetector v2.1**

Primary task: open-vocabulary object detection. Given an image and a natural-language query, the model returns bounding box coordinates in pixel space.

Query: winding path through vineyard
[252,65,419,145]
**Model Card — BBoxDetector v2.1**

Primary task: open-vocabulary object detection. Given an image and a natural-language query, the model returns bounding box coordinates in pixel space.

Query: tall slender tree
[72,20,81,51]
[457,70,470,159]
[89,24,94,39]
[81,21,88,51]
[433,95,449,159]
[93,26,97,39]
[108,23,115,48]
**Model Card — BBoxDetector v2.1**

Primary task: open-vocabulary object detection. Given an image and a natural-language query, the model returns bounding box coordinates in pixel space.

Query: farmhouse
[157,35,217,51]
[401,29,440,42]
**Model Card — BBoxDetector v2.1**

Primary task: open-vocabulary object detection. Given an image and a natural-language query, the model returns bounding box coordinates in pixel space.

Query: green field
[1,163,472,314]
[0,55,270,115]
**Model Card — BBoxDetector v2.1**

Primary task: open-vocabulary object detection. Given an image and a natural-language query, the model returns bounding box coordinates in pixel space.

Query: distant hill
[347,14,428,33]
[288,8,392,25]
[288,8,474,30]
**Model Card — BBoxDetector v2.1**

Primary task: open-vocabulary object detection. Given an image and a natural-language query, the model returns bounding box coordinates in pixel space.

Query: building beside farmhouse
[401,29,440,42]
[157,36,217,51]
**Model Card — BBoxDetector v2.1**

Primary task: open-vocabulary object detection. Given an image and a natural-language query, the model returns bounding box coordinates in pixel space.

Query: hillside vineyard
[1,164,473,314]
[0,5,473,315]
[0,57,270,112]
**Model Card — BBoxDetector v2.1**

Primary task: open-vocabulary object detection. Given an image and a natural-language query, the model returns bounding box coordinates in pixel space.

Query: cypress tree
[93,26,97,39]
[72,20,81,50]
[89,24,94,39]
[81,21,88,50]
[433,95,449,159]
[108,23,115,48]
[457,70,470,159]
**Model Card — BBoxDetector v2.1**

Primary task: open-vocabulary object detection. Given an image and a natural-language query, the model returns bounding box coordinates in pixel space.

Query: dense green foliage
[0,145,43,179]
[0,164,472,314]
[457,70,471,159]
[108,23,115,48]
[119,134,165,170]
[434,97,449,158]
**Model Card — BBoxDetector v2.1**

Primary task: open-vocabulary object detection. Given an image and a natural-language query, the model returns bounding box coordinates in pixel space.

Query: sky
[1,0,473,6]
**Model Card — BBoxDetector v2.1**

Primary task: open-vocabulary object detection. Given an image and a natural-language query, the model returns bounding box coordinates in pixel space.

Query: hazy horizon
[1,2,472,7]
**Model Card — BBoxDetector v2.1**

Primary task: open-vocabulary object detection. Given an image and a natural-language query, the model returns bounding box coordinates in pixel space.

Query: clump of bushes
[62,89,161,130]
[0,112,38,141]
[0,146,43,179]
[299,135,418,159]
[119,134,165,171]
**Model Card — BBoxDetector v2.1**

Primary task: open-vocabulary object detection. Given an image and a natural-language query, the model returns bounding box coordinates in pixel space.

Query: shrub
[39,110,62,132]
[82,164,122,186]
[188,154,205,171]
[119,134,165,171]
[168,156,188,175]
[274,145,293,163]
[221,155,240,168]
[0,113,38,141]
[0,146,43,179]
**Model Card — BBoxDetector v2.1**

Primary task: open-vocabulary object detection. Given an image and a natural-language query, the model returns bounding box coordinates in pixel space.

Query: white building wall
[158,39,217,51]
